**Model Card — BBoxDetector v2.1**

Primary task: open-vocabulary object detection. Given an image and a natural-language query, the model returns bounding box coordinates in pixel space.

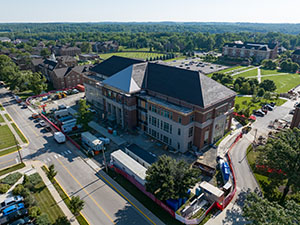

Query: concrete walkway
[231,66,258,77]
[0,161,79,225]
[257,67,261,83]
[89,121,127,146]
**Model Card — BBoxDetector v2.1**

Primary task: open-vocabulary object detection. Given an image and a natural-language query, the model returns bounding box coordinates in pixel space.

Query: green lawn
[11,123,28,143]
[0,146,18,157]
[218,66,243,73]
[234,68,258,78]
[119,46,151,52]
[0,104,4,111]
[99,52,165,60]
[235,96,287,113]
[4,113,12,121]
[41,166,89,225]
[0,125,17,150]
[32,174,65,223]
[0,114,4,123]
[261,74,300,93]
[260,69,282,75]
[163,55,186,62]
[0,163,25,177]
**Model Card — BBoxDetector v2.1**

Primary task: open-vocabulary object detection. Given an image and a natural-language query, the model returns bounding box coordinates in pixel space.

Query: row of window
[148,128,172,145]
[149,104,173,120]
[149,116,173,134]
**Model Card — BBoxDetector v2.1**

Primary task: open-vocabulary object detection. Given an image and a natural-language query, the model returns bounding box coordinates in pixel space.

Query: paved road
[0,87,164,225]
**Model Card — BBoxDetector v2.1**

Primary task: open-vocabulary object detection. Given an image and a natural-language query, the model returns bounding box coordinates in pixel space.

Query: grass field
[234,68,258,78]
[4,113,11,121]
[33,174,65,223]
[235,96,287,113]
[260,69,283,75]
[11,123,28,143]
[0,146,18,157]
[163,55,186,62]
[0,114,4,123]
[119,47,151,52]
[261,74,300,93]
[0,163,25,177]
[99,52,165,60]
[41,166,89,225]
[0,125,17,150]
[0,104,4,111]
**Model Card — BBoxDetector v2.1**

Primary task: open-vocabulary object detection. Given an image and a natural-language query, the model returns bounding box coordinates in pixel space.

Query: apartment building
[222,41,278,62]
[84,56,236,153]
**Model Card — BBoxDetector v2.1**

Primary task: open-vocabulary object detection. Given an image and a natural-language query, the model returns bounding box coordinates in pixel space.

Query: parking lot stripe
[15,158,19,163]
[64,151,68,155]
[56,158,115,224]
[54,155,58,159]
[67,150,72,154]
[47,158,51,162]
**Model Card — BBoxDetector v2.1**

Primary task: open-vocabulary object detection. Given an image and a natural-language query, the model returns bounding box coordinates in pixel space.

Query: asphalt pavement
[0,87,164,225]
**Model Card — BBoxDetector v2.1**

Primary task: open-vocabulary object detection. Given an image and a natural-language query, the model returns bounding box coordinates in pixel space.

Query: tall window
[178,116,182,124]
[188,127,193,137]
[178,128,181,136]
[190,115,194,123]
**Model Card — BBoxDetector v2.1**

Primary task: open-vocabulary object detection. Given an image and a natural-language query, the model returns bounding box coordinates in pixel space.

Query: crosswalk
[43,150,73,164]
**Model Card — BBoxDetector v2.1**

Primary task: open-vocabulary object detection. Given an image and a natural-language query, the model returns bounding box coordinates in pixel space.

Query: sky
[1,0,300,23]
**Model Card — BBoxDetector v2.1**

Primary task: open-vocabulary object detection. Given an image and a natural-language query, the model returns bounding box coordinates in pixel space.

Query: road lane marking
[0,158,15,165]
[56,158,115,224]
[54,155,58,159]
[47,158,51,162]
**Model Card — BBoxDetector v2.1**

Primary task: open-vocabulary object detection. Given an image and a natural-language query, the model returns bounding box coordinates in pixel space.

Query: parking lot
[162,57,229,74]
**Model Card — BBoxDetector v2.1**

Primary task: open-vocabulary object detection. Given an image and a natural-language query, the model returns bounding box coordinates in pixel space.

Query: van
[3,203,24,216]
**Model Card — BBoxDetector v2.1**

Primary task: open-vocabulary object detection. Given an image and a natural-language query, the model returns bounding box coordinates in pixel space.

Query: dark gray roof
[146,63,236,108]
[31,58,43,66]
[53,65,90,78]
[99,56,236,108]
[126,144,157,165]
[90,56,143,77]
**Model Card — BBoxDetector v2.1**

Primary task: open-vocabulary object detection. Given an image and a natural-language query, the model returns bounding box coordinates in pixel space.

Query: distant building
[50,65,91,89]
[79,53,100,61]
[0,37,11,43]
[92,41,119,53]
[291,103,300,128]
[291,49,300,65]
[222,42,278,62]
[52,46,81,56]
[84,56,236,153]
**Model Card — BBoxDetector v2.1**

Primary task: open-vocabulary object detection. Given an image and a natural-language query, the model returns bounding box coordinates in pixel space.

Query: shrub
[0,183,10,194]
[20,187,30,198]
[29,206,41,218]
[12,184,25,195]
[24,194,36,207]
[1,172,22,185]
[36,213,51,225]
[54,216,71,225]
[28,173,42,186]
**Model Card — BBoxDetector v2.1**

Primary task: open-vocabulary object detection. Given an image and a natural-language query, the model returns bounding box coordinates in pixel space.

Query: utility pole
[13,134,22,163]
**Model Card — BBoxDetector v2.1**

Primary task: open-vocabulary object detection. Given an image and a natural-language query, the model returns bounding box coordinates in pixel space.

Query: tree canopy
[145,155,200,201]
[243,192,300,225]
[259,79,277,92]
[257,128,300,203]
[76,99,93,130]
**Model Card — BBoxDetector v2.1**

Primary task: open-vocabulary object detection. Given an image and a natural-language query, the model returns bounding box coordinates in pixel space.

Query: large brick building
[222,41,278,62]
[84,56,236,153]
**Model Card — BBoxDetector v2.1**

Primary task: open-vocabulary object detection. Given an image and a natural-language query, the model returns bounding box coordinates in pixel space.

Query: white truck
[54,132,66,143]
[54,109,69,118]
[81,132,103,151]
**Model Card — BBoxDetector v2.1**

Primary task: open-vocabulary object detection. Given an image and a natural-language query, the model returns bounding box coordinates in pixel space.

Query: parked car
[72,89,79,94]
[3,203,24,216]
[264,104,274,111]
[44,126,51,132]
[253,109,265,117]
[11,217,31,225]
[7,208,28,223]
[269,102,276,107]
[58,104,66,110]
[294,102,299,107]
[261,107,268,114]
[39,120,46,127]
[289,109,295,115]
[0,196,23,212]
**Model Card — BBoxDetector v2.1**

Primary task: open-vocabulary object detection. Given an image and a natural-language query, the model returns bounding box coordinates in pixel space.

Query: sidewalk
[0,161,79,225]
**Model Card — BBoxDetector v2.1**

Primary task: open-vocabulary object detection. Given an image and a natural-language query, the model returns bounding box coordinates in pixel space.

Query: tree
[146,155,200,201]
[29,72,48,95]
[243,192,300,225]
[47,164,57,181]
[261,59,277,70]
[0,55,19,82]
[257,128,300,203]
[54,216,71,225]
[40,48,51,58]
[257,88,265,97]
[263,91,271,101]
[76,99,93,130]
[29,206,41,218]
[36,213,51,225]
[80,42,92,53]
[235,104,240,112]
[259,79,276,92]
[69,196,85,216]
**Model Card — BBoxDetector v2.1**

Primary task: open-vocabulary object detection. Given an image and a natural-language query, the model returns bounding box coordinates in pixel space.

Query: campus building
[291,49,300,65]
[222,41,278,62]
[84,56,236,153]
